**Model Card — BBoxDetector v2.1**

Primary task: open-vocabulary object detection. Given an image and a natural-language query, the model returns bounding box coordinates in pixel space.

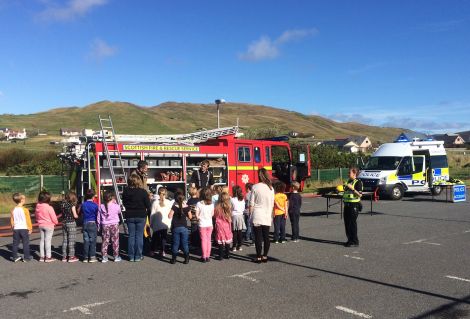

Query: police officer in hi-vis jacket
[343,167,363,247]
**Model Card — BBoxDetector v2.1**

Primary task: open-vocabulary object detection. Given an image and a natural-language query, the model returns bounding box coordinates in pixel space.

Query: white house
[6,128,27,140]
[348,136,372,152]
[60,128,81,136]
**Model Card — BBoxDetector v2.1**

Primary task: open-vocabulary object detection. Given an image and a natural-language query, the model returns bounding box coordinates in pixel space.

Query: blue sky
[0,0,469,133]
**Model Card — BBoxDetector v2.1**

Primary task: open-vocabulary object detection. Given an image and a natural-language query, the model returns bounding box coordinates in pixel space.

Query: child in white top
[10,193,32,262]
[231,185,246,251]
[150,187,172,257]
[244,183,254,243]
[196,187,215,262]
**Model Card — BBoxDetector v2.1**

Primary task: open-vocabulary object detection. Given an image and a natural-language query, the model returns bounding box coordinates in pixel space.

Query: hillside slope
[0,101,405,142]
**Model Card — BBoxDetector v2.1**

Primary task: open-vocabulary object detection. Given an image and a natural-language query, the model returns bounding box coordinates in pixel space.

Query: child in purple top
[98,191,122,262]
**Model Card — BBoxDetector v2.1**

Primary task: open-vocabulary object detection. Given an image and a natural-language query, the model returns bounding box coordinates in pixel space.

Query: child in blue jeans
[243,183,254,245]
[79,189,99,263]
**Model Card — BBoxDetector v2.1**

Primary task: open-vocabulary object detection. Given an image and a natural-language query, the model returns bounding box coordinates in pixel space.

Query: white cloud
[37,0,108,22]
[88,38,117,61]
[239,36,279,61]
[325,101,470,133]
[276,28,319,44]
[347,62,388,75]
[328,113,375,125]
[239,28,318,62]
[417,19,466,32]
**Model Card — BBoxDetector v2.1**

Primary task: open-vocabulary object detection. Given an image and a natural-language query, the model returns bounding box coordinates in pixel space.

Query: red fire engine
[65,117,311,206]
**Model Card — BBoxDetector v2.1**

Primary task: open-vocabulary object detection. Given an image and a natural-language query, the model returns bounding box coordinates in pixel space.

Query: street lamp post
[214,99,226,128]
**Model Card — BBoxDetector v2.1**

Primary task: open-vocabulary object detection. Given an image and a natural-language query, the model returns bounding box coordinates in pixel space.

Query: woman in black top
[122,175,151,262]
[168,193,192,264]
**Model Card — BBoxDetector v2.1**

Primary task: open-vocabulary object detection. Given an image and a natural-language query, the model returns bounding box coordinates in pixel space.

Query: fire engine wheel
[431,186,442,196]
[390,184,404,200]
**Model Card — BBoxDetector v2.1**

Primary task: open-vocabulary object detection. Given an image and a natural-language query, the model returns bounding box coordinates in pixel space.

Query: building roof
[395,131,432,142]
[60,128,81,132]
[458,130,470,142]
[348,135,370,146]
[322,139,358,148]
[433,133,465,144]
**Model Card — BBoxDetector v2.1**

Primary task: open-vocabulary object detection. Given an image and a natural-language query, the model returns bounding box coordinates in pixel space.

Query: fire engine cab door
[291,144,311,182]
[235,144,256,187]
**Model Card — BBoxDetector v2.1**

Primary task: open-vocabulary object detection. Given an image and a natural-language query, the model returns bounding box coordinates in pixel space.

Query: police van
[359,140,449,200]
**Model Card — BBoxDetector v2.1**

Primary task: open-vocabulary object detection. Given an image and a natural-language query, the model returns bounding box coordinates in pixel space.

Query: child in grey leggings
[39,227,54,259]
[35,191,59,262]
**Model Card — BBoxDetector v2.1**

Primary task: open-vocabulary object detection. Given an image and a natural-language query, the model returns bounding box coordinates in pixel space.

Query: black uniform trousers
[343,202,359,245]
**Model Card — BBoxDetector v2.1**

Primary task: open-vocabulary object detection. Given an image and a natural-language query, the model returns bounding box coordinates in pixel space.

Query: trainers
[101,256,109,263]
[22,257,33,262]
[44,257,56,263]
[82,259,89,263]
[281,240,286,244]
[61,258,68,262]
[68,256,79,263]
[273,241,279,244]
[11,256,22,263]
[114,256,122,262]
[237,247,243,251]
[89,257,98,263]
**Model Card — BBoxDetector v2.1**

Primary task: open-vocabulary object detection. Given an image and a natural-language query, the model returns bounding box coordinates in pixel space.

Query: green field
[0,100,407,143]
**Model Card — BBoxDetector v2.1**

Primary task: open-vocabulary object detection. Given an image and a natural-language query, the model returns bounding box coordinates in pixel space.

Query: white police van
[359,140,449,200]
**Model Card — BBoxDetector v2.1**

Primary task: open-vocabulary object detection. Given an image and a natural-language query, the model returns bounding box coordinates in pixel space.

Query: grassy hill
[0,100,405,142]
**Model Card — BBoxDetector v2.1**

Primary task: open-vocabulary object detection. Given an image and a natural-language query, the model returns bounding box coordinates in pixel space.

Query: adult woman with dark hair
[249,168,274,263]
[122,175,151,262]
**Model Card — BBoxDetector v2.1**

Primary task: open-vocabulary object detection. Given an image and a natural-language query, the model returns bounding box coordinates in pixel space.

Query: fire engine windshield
[364,156,402,170]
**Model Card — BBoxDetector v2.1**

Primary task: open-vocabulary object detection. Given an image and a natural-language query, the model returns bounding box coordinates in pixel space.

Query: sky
[0,0,469,133]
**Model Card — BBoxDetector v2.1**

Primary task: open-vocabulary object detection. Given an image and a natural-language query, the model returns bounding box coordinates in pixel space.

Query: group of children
[9,180,302,263]
[10,189,122,263]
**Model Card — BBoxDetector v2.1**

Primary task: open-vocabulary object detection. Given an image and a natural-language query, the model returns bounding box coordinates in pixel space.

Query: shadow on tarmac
[409,294,470,319]
[371,212,470,224]
[269,258,470,310]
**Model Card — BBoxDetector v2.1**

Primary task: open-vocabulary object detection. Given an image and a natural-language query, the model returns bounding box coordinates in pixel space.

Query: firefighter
[190,160,214,190]
[130,160,148,188]
[343,166,363,247]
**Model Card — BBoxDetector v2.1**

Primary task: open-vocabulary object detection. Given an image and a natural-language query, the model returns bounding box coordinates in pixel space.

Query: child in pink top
[214,192,233,260]
[98,191,122,262]
[35,191,58,262]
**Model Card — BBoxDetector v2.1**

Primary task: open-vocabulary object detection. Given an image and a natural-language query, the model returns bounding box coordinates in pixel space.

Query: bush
[0,148,62,175]
[310,145,367,169]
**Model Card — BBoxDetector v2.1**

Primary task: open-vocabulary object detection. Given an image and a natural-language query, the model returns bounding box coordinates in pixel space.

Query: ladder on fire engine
[98,115,128,233]
[112,126,240,144]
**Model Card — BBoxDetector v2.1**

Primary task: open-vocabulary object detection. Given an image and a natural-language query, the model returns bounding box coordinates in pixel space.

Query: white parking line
[403,239,427,244]
[229,270,262,283]
[446,275,470,283]
[336,306,373,318]
[464,230,470,233]
[63,300,112,315]
[344,254,365,260]
[403,239,441,246]
[422,242,441,246]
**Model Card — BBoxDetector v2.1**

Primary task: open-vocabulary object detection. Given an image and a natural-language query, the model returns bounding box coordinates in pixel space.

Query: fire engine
[60,116,311,207]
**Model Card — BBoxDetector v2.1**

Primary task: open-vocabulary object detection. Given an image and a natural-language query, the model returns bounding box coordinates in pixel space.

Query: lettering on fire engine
[122,145,200,152]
